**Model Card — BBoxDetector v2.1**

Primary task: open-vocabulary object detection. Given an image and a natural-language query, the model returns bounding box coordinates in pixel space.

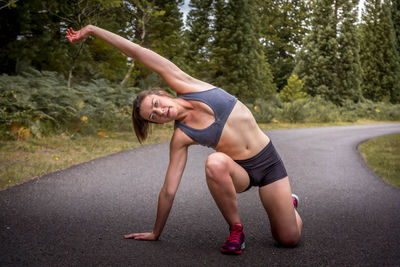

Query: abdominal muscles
[216,101,269,160]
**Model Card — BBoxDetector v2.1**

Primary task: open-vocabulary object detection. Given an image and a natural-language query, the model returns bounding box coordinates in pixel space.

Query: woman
[66,25,302,255]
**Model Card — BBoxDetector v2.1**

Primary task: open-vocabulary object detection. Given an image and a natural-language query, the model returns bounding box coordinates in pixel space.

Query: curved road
[1,124,400,266]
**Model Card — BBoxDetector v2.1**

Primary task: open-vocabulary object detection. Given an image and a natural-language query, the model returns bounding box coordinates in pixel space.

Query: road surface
[1,124,400,266]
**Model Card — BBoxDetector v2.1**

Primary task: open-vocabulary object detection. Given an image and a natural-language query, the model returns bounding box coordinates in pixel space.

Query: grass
[1,120,398,191]
[0,123,174,191]
[358,133,400,188]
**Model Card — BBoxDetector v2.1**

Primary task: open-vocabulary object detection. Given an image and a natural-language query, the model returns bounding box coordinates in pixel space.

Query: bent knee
[205,152,230,179]
[273,229,300,247]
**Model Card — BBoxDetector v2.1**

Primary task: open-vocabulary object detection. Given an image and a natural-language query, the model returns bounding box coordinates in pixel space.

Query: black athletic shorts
[234,141,288,192]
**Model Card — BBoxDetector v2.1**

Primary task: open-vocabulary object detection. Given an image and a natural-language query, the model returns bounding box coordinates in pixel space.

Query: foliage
[337,0,362,103]
[359,0,400,103]
[260,0,310,90]
[247,96,282,123]
[0,0,126,83]
[0,69,138,140]
[248,94,400,124]
[211,0,276,101]
[392,0,400,59]
[1,0,400,112]
[185,0,214,81]
[295,0,362,105]
[279,74,307,102]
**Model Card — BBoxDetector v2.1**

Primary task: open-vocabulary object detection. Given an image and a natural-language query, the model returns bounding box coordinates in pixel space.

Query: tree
[0,0,126,85]
[148,0,186,70]
[46,0,123,87]
[294,0,362,105]
[279,74,307,102]
[185,0,213,81]
[260,0,310,91]
[392,0,400,59]
[294,0,339,103]
[211,0,276,101]
[336,0,362,103]
[119,0,166,86]
[119,0,186,90]
[359,0,400,103]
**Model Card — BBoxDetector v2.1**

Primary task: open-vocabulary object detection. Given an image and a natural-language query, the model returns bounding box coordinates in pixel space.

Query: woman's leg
[205,152,250,226]
[259,177,302,246]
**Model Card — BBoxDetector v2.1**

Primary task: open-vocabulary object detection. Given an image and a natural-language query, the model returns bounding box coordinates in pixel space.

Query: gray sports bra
[175,88,237,148]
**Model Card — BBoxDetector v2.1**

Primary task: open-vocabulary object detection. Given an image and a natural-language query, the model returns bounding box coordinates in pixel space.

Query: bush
[0,68,139,140]
[248,95,400,124]
[246,96,282,123]
[279,99,309,123]
[303,96,340,123]
[279,74,307,102]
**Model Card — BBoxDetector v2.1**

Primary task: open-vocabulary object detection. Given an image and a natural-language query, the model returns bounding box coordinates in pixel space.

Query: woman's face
[139,94,177,124]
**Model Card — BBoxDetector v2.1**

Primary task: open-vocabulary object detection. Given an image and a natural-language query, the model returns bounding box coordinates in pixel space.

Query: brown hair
[132,90,173,143]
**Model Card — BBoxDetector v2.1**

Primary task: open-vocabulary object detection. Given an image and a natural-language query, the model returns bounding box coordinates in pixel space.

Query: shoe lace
[227,227,242,244]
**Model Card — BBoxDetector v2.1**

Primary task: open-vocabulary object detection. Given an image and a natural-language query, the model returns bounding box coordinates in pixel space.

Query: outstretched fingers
[124,233,137,239]
[65,27,86,44]
[66,28,75,43]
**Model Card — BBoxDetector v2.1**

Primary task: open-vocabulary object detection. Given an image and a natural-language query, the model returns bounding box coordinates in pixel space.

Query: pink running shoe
[292,194,299,209]
[220,222,245,255]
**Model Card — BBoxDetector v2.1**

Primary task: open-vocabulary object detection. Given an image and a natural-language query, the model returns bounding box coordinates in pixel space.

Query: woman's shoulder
[176,77,216,95]
[170,126,196,148]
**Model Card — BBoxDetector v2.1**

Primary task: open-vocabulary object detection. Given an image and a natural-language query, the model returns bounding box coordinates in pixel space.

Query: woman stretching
[66,25,302,255]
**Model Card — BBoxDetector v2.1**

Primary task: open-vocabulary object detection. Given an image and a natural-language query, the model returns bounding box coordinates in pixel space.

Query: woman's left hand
[66,26,92,44]
[124,232,159,241]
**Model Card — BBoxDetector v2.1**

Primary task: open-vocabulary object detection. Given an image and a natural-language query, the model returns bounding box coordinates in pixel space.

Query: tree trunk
[121,60,135,86]
[67,42,84,89]
[120,10,147,86]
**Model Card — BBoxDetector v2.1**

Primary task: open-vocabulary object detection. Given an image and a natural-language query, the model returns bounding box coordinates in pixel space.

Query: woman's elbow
[160,186,177,201]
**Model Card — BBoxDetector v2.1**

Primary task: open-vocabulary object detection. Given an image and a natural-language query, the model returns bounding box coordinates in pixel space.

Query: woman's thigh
[206,152,251,193]
[258,177,300,244]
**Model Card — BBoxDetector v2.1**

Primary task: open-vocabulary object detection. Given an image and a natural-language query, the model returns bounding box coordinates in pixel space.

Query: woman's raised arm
[66,25,213,94]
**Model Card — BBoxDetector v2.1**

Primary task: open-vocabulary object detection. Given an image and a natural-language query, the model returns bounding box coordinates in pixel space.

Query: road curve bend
[1,124,399,266]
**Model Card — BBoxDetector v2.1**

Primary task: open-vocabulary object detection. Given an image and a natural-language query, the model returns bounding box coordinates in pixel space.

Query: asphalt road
[1,124,400,266]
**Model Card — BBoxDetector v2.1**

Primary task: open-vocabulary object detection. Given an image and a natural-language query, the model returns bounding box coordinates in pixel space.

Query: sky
[181,0,191,23]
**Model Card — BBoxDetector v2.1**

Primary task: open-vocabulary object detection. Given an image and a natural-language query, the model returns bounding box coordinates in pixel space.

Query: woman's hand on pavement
[66,26,92,44]
[124,232,159,241]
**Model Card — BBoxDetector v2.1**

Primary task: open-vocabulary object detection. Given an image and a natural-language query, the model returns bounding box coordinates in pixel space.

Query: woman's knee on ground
[205,152,230,181]
[272,226,300,247]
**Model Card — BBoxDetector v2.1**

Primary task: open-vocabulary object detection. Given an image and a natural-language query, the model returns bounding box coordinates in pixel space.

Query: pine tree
[392,0,400,63]
[279,74,307,102]
[147,0,187,89]
[337,0,362,103]
[185,0,213,81]
[359,0,400,103]
[294,0,339,103]
[295,0,362,105]
[261,0,310,91]
[149,0,185,63]
[211,0,276,101]
[120,0,186,90]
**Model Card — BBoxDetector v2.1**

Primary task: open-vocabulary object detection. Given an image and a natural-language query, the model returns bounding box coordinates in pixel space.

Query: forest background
[1,0,400,140]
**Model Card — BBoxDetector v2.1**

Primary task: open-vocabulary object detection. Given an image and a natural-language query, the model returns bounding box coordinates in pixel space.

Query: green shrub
[279,99,309,123]
[355,100,400,121]
[279,74,307,102]
[339,99,359,122]
[303,96,340,123]
[0,68,139,140]
[246,96,281,123]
